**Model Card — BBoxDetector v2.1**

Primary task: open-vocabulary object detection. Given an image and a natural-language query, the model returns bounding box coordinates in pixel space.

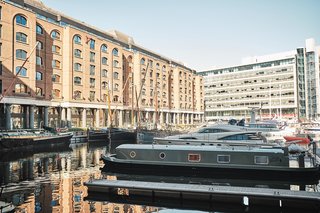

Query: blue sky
[41,0,320,71]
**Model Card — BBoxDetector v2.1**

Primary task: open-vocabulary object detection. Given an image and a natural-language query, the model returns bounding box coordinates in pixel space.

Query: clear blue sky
[41,0,320,71]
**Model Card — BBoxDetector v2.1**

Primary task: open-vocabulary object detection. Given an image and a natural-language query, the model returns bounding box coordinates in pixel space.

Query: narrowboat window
[254,156,269,164]
[129,151,136,158]
[217,155,230,163]
[159,152,166,159]
[188,154,201,162]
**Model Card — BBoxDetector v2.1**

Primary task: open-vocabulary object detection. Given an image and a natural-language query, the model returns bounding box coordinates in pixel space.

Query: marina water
[0,140,319,213]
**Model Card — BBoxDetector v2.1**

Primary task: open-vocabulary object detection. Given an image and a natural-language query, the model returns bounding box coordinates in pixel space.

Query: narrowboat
[0,131,73,151]
[101,144,320,181]
[88,127,136,143]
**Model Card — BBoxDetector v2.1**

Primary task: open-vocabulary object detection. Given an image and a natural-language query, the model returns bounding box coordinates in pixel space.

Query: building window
[113,95,119,102]
[89,91,95,101]
[0,43,1,57]
[73,35,81,44]
[16,15,27,26]
[0,24,2,38]
[254,156,269,165]
[15,83,27,93]
[0,80,2,94]
[36,87,43,96]
[16,66,27,77]
[52,45,61,54]
[73,90,81,99]
[188,154,201,162]
[90,65,95,75]
[16,49,27,60]
[102,81,108,89]
[52,60,61,69]
[112,48,118,56]
[0,6,2,20]
[90,78,95,88]
[101,44,107,53]
[36,24,43,35]
[52,74,61,83]
[102,69,108,77]
[36,56,43,66]
[113,60,119,67]
[74,77,82,85]
[74,49,82,58]
[114,83,119,91]
[113,72,119,79]
[0,61,2,75]
[140,58,145,65]
[37,41,43,50]
[102,57,108,65]
[74,63,82,71]
[217,155,230,163]
[90,52,95,63]
[53,89,60,98]
[16,32,28,43]
[51,30,60,40]
[36,71,43,80]
[89,39,95,50]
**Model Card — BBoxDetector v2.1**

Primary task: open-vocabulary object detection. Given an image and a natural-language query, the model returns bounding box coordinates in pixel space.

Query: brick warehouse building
[0,0,204,130]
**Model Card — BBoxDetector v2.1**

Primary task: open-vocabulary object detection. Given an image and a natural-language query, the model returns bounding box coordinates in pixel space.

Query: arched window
[89,39,95,50]
[52,74,61,82]
[36,71,43,80]
[36,56,42,66]
[73,35,81,44]
[74,77,82,85]
[36,87,43,96]
[112,48,118,56]
[36,24,43,35]
[53,89,61,98]
[162,65,166,72]
[102,69,108,77]
[73,90,82,99]
[102,57,108,65]
[113,72,119,79]
[16,15,27,26]
[102,81,108,89]
[52,45,61,54]
[140,58,145,65]
[16,32,27,43]
[113,95,119,102]
[37,41,43,50]
[113,60,119,68]
[15,83,27,93]
[156,63,160,69]
[74,63,82,71]
[16,49,27,60]
[74,49,82,58]
[101,44,107,53]
[114,83,119,91]
[52,60,61,69]
[15,66,27,77]
[51,30,60,40]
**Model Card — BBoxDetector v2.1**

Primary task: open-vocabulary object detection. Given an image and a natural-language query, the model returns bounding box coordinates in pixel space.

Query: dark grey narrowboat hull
[101,155,320,182]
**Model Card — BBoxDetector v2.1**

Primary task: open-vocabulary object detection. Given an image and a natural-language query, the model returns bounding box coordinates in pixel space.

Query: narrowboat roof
[116,144,285,154]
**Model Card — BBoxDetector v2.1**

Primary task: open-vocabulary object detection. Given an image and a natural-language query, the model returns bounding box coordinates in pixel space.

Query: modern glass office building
[199,39,320,122]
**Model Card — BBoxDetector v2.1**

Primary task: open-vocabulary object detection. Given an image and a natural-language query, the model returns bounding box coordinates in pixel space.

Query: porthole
[159,152,166,159]
[129,151,136,158]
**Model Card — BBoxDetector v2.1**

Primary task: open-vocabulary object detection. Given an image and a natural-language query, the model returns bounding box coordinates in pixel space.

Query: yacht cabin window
[254,156,269,165]
[188,154,201,162]
[217,155,230,163]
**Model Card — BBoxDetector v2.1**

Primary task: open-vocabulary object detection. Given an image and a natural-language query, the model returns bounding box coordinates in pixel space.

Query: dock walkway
[85,179,320,210]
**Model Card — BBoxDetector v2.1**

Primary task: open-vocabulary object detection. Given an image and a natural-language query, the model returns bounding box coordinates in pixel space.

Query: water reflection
[0,140,319,213]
